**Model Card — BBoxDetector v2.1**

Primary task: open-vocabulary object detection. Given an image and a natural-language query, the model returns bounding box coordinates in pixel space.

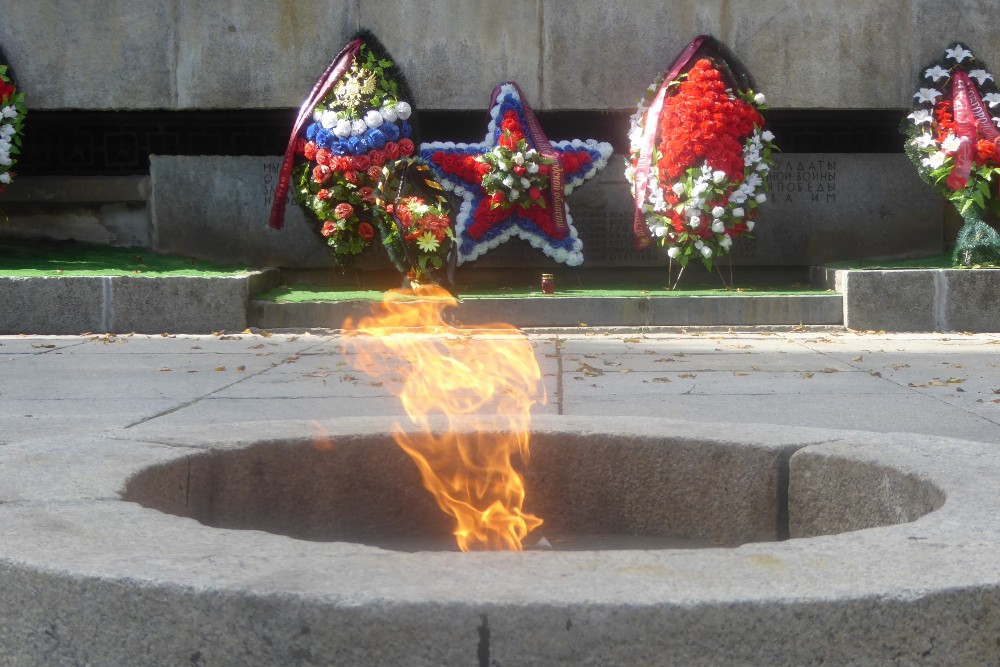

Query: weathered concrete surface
[0,270,278,334]
[0,416,997,665]
[1,0,998,110]
[842,268,1000,332]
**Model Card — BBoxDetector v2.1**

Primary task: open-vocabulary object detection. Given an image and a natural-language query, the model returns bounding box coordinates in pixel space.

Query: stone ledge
[816,267,1000,332]
[0,417,996,665]
[0,269,279,335]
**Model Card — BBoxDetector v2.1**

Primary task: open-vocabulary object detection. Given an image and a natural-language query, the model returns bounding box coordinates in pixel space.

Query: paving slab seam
[123,341,332,429]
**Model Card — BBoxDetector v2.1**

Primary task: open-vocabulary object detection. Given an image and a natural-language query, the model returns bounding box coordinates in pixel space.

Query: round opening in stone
[122,426,944,552]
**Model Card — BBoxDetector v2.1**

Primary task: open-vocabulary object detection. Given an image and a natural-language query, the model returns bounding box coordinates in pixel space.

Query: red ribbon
[632,35,708,249]
[268,39,362,230]
[948,71,978,191]
[491,82,568,237]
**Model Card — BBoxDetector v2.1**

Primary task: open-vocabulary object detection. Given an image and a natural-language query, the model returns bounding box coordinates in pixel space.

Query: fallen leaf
[247,344,264,350]
[733,371,748,376]
[242,328,253,334]
[584,354,598,359]
[852,355,863,362]
[651,377,671,383]
[800,373,814,379]
[603,361,622,367]
[578,363,604,377]
[907,377,966,388]
[235,365,246,372]
[820,368,838,373]
[342,374,357,382]
[213,366,226,372]
[260,330,274,338]
[621,368,633,374]
[158,367,172,372]
[624,337,643,344]
[31,344,56,349]
[219,335,240,341]
[870,371,882,378]
[303,371,330,378]
[679,373,697,379]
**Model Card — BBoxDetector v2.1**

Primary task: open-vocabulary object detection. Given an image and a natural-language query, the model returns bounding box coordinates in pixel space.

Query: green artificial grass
[0,240,252,277]
[258,282,832,304]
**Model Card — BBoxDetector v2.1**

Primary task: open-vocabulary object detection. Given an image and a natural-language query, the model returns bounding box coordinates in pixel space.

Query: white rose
[395,101,412,120]
[701,245,713,258]
[509,189,520,200]
[334,119,352,138]
[513,153,524,165]
[0,139,10,152]
[350,119,368,136]
[671,182,685,196]
[321,110,338,129]
[747,220,756,231]
[0,124,14,138]
[711,206,725,218]
[733,207,745,218]
[521,177,530,189]
[689,216,701,229]
[754,93,766,105]
[1,106,17,119]
[694,240,704,250]
[711,219,725,234]
[526,162,539,174]
[667,246,681,258]
[502,175,515,188]
[364,109,384,129]
[762,130,775,142]
[730,192,747,204]
[755,193,767,204]
[0,155,10,166]
[313,109,323,123]
[712,170,726,183]
[654,226,668,238]
[0,172,9,184]
[719,235,732,249]
[380,105,398,122]
[498,160,510,171]
[756,162,769,172]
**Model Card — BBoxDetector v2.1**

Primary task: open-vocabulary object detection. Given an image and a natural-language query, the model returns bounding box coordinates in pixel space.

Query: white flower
[983,93,1000,108]
[671,182,686,196]
[754,93,766,105]
[911,133,937,149]
[509,189,520,200]
[689,216,701,229]
[719,235,732,249]
[746,173,763,188]
[654,225,668,238]
[350,119,368,136]
[755,193,767,204]
[712,170,727,183]
[711,219,725,233]
[729,192,747,204]
[744,151,761,166]
[520,177,530,189]
[313,109,323,123]
[700,245,713,258]
[691,181,709,196]
[921,151,947,169]
[946,45,973,63]
[969,69,994,85]
[334,119,352,137]
[908,109,934,125]
[0,124,13,138]
[694,240,704,250]
[380,105,398,123]
[513,153,524,166]
[755,162,769,172]
[0,172,9,184]
[667,246,681,258]
[395,101,412,120]
[526,162,539,174]
[502,175,514,188]
[0,155,10,166]
[0,139,9,152]
[1,106,16,119]
[924,65,950,81]
[746,220,755,232]
[733,207,745,218]
[761,130,775,142]
[320,110,338,129]
[711,206,725,217]
[941,133,962,152]
[364,109,384,129]
[914,88,943,104]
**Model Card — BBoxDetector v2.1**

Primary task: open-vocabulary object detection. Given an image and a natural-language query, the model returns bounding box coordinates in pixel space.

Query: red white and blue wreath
[419,83,612,266]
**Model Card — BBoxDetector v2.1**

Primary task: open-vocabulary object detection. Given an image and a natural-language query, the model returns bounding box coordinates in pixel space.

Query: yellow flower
[416,231,440,253]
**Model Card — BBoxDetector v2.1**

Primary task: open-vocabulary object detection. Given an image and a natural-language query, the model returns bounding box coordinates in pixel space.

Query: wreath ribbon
[632,35,708,249]
[948,71,1000,191]
[491,82,568,237]
[268,38,363,230]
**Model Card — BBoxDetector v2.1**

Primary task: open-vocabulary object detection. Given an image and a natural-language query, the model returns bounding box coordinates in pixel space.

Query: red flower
[343,170,359,184]
[369,149,387,166]
[0,81,14,101]
[312,165,331,183]
[384,142,400,160]
[513,165,526,176]
[316,189,331,201]
[359,186,376,203]
[334,202,354,220]
[528,187,542,201]
[358,222,375,241]
[303,141,318,160]
[315,149,331,166]
[398,138,415,156]
[320,221,337,237]
[353,154,371,171]
[367,165,383,181]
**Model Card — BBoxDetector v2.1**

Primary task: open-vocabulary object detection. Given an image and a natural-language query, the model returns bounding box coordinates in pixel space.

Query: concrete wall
[0,0,994,111]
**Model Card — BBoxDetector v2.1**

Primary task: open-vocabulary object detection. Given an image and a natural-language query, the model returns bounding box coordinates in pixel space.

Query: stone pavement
[3,328,1000,446]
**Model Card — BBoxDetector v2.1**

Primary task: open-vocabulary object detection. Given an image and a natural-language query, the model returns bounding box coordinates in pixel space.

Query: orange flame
[344,284,544,551]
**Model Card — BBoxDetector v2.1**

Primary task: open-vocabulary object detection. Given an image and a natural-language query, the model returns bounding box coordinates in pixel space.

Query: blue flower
[305,123,320,142]
[367,128,387,149]
[330,141,348,156]
[315,129,334,150]
[382,122,401,141]
[400,121,412,138]
[345,136,363,154]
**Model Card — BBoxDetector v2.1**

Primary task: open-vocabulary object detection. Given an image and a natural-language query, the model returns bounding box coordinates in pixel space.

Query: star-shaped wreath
[419,83,612,266]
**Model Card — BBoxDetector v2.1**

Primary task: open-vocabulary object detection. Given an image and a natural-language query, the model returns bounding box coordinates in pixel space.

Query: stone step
[249,293,844,330]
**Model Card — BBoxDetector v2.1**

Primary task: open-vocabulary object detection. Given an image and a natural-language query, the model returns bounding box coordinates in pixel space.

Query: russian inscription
[768,159,836,205]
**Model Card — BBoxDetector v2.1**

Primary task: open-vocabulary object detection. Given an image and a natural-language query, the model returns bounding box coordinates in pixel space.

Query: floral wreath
[373,157,455,282]
[420,83,612,267]
[903,43,1000,265]
[626,36,776,276]
[0,60,26,191]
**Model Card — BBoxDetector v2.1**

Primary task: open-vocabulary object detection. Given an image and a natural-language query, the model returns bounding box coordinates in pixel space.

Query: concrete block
[843,270,938,332]
[0,0,176,109]
[540,0,723,109]
[940,269,1000,332]
[149,155,334,268]
[0,277,106,334]
[361,0,542,110]
[174,1,358,109]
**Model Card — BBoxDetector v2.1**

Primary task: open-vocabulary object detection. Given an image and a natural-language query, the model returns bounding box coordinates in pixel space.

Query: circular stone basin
[122,418,944,551]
